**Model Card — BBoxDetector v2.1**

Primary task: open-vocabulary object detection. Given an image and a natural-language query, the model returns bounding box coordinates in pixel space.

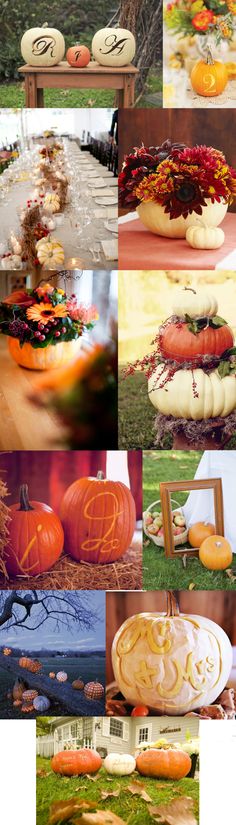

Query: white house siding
[36,716,199,758]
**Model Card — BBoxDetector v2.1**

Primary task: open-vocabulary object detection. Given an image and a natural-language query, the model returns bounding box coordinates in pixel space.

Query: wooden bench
[18,61,139,108]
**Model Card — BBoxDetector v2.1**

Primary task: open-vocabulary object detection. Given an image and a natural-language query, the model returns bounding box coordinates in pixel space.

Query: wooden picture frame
[160,478,224,558]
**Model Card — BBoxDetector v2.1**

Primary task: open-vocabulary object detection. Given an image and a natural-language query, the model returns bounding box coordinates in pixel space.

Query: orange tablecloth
[118,213,236,270]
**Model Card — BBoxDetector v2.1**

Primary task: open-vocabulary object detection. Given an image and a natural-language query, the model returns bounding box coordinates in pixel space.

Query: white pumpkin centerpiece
[172,288,218,320]
[92,27,135,67]
[104,753,136,776]
[148,366,236,420]
[111,592,232,715]
[21,22,65,67]
[137,199,228,240]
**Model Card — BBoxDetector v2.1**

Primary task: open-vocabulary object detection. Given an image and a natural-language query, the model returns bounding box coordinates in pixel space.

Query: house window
[110,718,123,738]
[138,727,149,744]
[84,719,93,738]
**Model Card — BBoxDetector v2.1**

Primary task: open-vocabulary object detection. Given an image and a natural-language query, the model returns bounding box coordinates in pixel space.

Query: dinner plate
[95,197,117,206]
[104,220,118,234]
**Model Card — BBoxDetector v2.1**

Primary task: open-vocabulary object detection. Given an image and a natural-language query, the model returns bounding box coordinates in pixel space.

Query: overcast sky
[0,591,105,651]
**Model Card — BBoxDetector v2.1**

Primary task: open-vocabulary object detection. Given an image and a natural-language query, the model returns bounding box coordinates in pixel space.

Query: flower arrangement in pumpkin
[0,283,98,352]
[119,141,236,219]
[164,0,236,41]
[124,286,236,431]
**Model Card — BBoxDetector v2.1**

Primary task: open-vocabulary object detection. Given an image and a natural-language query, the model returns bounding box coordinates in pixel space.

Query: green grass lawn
[143,450,236,591]
[119,370,236,450]
[0,70,162,108]
[36,757,199,825]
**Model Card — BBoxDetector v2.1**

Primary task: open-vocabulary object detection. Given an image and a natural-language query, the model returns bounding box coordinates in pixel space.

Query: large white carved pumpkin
[21,23,65,67]
[136,199,228,239]
[111,593,232,715]
[172,288,218,320]
[148,366,236,419]
[104,753,136,776]
[92,27,136,67]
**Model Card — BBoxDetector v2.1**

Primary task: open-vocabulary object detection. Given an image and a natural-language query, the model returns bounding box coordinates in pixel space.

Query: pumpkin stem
[205,46,214,66]
[97,471,105,480]
[183,287,196,295]
[166,590,180,617]
[19,484,34,511]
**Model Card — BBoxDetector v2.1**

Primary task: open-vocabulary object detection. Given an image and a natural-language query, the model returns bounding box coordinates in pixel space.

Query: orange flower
[35,283,55,296]
[26,302,68,324]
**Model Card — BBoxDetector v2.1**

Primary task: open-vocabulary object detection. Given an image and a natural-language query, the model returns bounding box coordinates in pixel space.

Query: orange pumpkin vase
[60,471,136,564]
[4,483,64,577]
[188,522,216,549]
[51,749,102,776]
[199,535,233,570]
[136,748,191,780]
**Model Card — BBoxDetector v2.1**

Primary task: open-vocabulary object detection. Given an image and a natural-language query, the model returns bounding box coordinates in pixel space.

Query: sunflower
[26,302,68,324]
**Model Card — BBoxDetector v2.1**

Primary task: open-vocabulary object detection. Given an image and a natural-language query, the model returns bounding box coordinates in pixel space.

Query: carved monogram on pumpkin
[81,492,123,556]
[32,36,57,57]
[117,618,218,699]
[99,34,130,56]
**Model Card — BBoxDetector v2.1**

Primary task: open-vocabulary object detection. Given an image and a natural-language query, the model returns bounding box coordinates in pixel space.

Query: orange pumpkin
[49,672,56,679]
[22,703,34,713]
[51,749,102,776]
[19,657,42,673]
[3,647,12,656]
[66,44,90,68]
[4,483,64,577]
[199,535,232,570]
[188,522,216,548]
[136,748,191,780]
[191,55,228,97]
[22,690,38,703]
[159,322,234,364]
[72,678,84,690]
[84,681,104,700]
[13,699,22,708]
[60,471,136,564]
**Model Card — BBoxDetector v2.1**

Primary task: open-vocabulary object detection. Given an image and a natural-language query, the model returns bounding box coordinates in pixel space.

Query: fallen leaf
[225,568,236,582]
[36,769,51,777]
[49,798,96,824]
[144,540,150,547]
[188,583,195,590]
[127,779,153,802]
[85,774,99,781]
[80,812,127,825]
[149,796,197,824]
[101,786,120,800]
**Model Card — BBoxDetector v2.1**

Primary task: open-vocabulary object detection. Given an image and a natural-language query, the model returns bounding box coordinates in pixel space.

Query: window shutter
[102,718,110,737]
[123,721,129,742]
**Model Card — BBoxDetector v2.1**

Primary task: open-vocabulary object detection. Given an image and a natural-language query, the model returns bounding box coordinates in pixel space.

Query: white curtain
[183,451,236,553]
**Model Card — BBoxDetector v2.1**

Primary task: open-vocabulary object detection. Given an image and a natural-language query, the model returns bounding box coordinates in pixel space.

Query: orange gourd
[19,657,42,673]
[51,749,102,776]
[3,647,12,656]
[191,52,228,97]
[66,45,90,68]
[72,678,84,690]
[199,535,232,570]
[136,747,191,780]
[188,522,216,548]
[4,483,64,577]
[60,471,136,564]
[159,322,233,364]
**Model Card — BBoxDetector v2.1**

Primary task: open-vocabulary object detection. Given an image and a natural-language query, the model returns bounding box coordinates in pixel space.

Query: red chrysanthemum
[118,140,186,208]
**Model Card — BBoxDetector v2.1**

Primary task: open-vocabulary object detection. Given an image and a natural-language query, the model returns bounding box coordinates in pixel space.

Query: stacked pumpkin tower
[147,287,236,448]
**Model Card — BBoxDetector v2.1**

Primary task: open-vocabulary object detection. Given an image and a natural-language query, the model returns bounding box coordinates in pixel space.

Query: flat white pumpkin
[104,753,136,776]
[21,23,65,67]
[186,225,225,249]
[137,199,228,239]
[112,610,232,715]
[36,236,64,268]
[44,193,61,213]
[148,366,236,419]
[172,288,218,319]
[92,27,136,67]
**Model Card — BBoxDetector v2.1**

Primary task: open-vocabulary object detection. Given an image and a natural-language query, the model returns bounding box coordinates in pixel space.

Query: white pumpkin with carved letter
[104,753,136,776]
[111,594,232,715]
[21,23,65,67]
[92,27,136,67]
